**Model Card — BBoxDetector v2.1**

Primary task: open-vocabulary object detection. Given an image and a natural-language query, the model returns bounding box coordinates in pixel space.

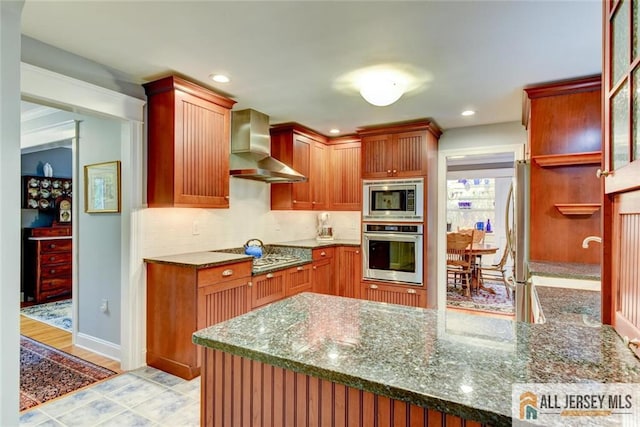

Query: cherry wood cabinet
[143,75,236,208]
[285,264,312,297]
[23,227,73,304]
[358,120,441,179]
[336,246,361,299]
[329,136,361,211]
[146,259,252,379]
[523,76,601,264]
[311,247,335,295]
[251,269,287,309]
[360,281,427,308]
[271,124,328,210]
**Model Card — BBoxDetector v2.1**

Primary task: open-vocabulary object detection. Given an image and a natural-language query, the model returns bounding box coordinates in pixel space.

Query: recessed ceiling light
[329,129,340,134]
[461,110,475,116]
[209,74,230,83]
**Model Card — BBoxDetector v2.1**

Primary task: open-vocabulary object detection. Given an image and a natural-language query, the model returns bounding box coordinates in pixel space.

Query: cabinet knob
[248,281,253,288]
[222,269,233,277]
[49,244,56,249]
[50,269,56,274]
[49,256,57,261]
[224,195,230,200]
[312,266,317,270]
[312,201,316,205]
[392,169,397,174]
[293,200,297,204]
[355,250,360,254]
[387,170,392,175]
[266,273,274,279]
[596,168,611,178]
[370,284,378,289]
[407,289,417,294]
[320,251,326,257]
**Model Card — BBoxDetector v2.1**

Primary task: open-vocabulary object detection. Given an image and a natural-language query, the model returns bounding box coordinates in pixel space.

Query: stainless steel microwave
[362,178,424,222]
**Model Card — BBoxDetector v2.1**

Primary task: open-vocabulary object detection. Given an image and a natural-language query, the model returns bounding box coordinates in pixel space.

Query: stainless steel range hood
[230,109,306,183]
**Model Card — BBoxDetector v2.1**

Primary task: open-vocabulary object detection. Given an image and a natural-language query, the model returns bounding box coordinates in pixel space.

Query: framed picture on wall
[84,160,121,213]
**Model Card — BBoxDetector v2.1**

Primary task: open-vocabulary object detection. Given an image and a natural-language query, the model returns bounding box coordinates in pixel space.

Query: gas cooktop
[252,254,305,273]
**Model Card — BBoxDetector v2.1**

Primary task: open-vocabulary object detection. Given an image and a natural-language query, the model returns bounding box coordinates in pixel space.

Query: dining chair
[478,237,513,299]
[458,228,485,244]
[446,232,474,291]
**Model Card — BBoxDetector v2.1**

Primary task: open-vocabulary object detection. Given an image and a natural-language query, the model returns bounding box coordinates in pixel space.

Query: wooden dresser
[23,227,72,303]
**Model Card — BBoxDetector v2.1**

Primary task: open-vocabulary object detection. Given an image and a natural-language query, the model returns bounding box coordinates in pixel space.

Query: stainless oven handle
[363,233,421,241]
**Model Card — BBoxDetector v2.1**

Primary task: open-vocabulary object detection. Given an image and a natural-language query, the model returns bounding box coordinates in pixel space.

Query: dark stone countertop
[529,261,601,281]
[535,285,602,326]
[193,293,640,426]
[143,251,252,269]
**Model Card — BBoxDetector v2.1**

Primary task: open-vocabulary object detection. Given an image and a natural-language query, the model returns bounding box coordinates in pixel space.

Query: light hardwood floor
[20,315,122,373]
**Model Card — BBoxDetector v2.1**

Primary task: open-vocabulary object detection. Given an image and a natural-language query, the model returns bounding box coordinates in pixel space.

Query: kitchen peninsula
[193,293,640,427]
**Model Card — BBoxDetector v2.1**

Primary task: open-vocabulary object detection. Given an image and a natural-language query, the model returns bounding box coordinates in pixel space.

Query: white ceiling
[20,1,602,135]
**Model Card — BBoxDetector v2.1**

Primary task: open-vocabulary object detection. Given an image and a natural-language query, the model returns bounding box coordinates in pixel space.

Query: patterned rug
[446,280,515,314]
[20,299,72,332]
[20,335,117,411]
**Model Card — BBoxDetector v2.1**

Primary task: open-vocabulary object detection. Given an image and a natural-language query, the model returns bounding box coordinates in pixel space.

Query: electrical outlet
[100,299,108,313]
[192,221,200,235]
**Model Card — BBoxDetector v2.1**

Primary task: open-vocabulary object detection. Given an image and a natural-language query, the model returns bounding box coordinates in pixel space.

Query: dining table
[466,242,499,296]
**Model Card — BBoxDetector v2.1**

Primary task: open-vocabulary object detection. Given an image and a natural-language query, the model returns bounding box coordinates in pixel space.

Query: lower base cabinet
[146,260,252,380]
[361,281,427,308]
[336,246,361,298]
[286,264,312,296]
[251,270,286,309]
[311,247,335,295]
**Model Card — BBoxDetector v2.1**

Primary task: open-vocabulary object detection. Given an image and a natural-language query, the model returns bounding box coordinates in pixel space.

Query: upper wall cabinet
[358,120,442,179]
[270,124,329,210]
[329,136,361,211]
[144,76,236,208]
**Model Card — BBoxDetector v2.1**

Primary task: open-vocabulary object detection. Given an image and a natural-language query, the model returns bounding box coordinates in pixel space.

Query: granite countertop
[271,238,361,249]
[193,293,640,426]
[535,285,602,326]
[143,251,252,268]
[529,261,601,281]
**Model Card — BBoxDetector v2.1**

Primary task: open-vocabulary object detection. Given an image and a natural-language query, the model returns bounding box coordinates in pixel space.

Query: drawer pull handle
[49,256,57,261]
[49,244,56,249]
[407,289,417,294]
[50,269,56,274]
[320,251,326,257]
[266,273,274,279]
[222,269,233,277]
[370,284,378,289]
[297,266,304,271]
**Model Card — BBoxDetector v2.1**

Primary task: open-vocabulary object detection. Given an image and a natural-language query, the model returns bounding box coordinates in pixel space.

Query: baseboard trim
[75,332,121,362]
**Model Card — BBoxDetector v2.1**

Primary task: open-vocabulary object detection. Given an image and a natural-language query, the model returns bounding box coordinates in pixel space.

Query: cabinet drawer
[40,263,72,279]
[39,285,72,301]
[41,277,72,292]
[312,247,334,261]
[40,252,72,267]
[197,261,252,287]
[285,264,312,297]
[39,239,72,254]
[31,227,71,237]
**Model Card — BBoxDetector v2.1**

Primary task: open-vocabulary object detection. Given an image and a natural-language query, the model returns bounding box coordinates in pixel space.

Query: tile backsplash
[141,179,360,258]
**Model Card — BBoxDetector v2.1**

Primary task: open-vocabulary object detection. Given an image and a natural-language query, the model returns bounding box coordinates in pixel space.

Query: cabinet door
[330,142,361,211]
[252,270,287,308]
[197,277,252,329]
[361,134,394,178]
[360,282,426,308]
[312,141,329,210]
[174,90,230,207]
[336,246,361,299]
[285,264,312,296]
[312,258,335,295]
[393,130,427,177]
[291,134,313,210]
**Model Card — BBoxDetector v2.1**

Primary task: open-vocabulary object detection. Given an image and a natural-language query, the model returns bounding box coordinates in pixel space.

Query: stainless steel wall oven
[362,223,423,285]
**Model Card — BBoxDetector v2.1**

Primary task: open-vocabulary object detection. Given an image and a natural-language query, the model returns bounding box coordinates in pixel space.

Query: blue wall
[21,146,72,227]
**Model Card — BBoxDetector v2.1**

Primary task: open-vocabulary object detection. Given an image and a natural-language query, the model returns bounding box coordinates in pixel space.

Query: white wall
[142,178,361,257]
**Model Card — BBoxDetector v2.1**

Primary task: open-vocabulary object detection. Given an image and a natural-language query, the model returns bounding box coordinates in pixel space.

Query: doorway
[436,140,525,317]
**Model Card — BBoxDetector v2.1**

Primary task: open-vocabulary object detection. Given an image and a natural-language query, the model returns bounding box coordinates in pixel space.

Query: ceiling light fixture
[359,71,407,107]
[210,74,230,83]
[329,128,340,134]
[461,110,475,116]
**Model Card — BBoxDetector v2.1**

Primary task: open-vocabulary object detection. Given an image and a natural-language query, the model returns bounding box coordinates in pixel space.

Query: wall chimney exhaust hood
[230,109,306,183]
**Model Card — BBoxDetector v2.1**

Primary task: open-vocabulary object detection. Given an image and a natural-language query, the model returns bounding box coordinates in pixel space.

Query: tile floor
[19,366,200,427]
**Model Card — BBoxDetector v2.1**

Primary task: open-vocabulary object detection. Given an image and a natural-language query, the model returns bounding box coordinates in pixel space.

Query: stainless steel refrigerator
[507,160,542,323]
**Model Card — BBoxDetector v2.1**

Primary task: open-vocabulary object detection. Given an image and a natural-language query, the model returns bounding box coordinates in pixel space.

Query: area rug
[447,280,515,314]
[21,299,72,332]
[20,335,117,411]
